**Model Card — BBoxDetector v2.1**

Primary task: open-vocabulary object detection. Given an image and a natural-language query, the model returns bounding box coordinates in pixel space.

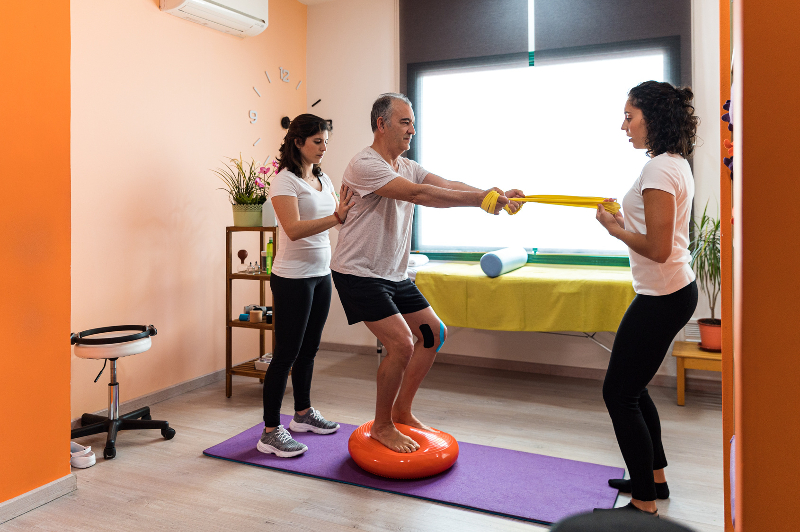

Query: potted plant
[690,204,721,351]
[214,155,278,227]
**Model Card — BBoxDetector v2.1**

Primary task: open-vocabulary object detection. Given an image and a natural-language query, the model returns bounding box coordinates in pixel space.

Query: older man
[330,93,523,452]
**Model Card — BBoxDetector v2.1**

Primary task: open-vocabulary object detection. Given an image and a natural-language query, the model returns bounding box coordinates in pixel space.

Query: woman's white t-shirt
[622,152,696,296]
[269,169,336,279]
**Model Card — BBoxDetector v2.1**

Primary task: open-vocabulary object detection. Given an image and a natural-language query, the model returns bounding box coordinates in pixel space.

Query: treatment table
[375,261,636,363]
[414,262,636,333]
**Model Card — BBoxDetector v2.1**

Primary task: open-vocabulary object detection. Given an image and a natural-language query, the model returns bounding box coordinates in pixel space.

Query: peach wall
[70,0,306,418]
[0,1,72,502]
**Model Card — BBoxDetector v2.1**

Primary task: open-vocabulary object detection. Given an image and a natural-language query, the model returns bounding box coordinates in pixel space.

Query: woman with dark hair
[257,114,354,457]
[594,81,699,516]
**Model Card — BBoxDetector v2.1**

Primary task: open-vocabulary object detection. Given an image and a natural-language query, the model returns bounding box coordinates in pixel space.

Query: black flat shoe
[593,501,658,517]
[608,478,670,499]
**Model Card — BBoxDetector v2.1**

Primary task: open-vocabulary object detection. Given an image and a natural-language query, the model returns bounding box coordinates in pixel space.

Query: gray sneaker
[289,407,340,435]
[256,425,308,457]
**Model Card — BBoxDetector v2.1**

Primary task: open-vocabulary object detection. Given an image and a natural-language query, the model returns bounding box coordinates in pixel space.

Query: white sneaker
[256,426,308,458]
[288,407,340,435]
[70,442,96,469]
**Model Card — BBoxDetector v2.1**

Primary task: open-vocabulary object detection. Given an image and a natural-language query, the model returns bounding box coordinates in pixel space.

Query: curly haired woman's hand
[596,204,622,234]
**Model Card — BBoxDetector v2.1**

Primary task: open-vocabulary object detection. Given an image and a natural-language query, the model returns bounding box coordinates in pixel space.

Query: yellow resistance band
[481,191,620,215]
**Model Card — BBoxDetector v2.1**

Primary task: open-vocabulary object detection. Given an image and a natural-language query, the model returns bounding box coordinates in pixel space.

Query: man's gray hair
[370,93,412,132]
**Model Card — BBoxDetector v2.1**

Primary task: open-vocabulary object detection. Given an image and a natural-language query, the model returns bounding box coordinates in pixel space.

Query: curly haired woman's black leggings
[603,281,698,501]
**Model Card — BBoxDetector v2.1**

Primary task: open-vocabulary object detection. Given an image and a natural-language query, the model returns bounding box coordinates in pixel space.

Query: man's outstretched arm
[422,173,484,193]
[422,173,525,212]
[373,176,511,214]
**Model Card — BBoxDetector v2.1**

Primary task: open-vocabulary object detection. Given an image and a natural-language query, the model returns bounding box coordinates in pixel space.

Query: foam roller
[480,247,528,278]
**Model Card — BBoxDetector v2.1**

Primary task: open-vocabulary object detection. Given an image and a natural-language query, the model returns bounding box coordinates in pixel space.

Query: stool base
[71,406,175,459]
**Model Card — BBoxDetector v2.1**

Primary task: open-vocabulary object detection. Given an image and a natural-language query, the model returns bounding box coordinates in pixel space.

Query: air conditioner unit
[160,0,268,38]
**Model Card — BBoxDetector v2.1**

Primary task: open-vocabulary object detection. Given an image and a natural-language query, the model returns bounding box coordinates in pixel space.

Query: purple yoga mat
[203,415,622,525]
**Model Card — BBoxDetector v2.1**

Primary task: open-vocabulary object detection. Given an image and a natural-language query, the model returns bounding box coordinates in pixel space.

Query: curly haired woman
[594,81,700,517]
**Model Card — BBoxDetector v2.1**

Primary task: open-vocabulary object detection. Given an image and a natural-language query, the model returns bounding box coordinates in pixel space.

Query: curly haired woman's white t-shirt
[622,152,696,296]
[268,168,336,278]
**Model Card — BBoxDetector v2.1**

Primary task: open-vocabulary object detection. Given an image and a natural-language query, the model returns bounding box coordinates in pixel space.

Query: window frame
[407,36,682,267]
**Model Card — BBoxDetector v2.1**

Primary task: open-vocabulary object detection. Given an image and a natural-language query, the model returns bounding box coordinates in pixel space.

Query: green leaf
[689,201,721,320]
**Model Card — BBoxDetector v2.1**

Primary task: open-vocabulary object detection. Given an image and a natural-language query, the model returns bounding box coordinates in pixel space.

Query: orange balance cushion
[348,420,459,479]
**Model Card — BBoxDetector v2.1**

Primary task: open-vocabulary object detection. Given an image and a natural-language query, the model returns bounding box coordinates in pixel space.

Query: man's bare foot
[392,410,432,431]
[370,422,420,453]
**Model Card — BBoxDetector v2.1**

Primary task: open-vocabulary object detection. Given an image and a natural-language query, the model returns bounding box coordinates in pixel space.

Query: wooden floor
[3,350,723,531]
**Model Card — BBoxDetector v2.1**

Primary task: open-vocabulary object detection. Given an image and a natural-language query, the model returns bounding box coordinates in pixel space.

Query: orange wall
[733,0,800,528]
[70,0,306,418]
[719,1,733,529]
[0,2,72,502]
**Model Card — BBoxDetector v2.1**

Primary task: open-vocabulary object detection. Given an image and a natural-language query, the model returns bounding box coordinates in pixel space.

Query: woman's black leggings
[262,273,331,427]
[603,280,698,501]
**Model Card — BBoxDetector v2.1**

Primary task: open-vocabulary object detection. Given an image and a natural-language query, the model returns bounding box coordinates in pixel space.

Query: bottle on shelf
[264,238,273,275]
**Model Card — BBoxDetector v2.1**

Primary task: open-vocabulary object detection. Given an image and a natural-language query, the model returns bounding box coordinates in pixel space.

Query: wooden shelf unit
[229,359,267,379]
[225,225,278,397]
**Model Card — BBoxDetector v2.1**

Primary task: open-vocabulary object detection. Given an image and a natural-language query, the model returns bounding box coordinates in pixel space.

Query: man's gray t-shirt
[330,147,428,281]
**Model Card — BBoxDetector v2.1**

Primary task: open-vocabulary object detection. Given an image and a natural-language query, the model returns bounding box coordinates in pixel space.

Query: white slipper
[70,442,96,469]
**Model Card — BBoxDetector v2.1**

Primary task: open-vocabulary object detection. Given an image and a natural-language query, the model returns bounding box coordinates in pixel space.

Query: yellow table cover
[414,262,636,333]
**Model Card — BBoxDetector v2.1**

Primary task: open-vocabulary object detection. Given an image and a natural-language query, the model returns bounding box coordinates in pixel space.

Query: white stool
[71,325,175,459]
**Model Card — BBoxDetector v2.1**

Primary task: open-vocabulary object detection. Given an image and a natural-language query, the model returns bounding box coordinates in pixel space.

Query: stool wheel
[104,447,116,460]
[162,427,176,440]
[142,414,152,420]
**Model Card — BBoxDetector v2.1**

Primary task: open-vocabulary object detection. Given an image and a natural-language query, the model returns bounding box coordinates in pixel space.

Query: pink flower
[259,166,268,174]
[255,177,265,188]
[272,160,279,168]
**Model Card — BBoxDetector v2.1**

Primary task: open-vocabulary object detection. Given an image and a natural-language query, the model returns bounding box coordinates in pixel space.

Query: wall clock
[250,66,302,146]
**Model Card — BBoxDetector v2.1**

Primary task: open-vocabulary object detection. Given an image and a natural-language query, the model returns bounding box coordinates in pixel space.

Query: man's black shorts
[332,270,430,325]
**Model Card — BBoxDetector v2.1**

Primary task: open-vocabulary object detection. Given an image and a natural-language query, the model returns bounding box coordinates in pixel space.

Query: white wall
[691,0,722,321]
[307,0,721,382]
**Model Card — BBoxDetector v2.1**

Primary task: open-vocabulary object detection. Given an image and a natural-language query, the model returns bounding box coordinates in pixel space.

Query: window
[409,39,679,258]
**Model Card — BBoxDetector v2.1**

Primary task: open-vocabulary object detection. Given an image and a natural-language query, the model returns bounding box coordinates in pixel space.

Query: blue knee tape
[436,321,445,353]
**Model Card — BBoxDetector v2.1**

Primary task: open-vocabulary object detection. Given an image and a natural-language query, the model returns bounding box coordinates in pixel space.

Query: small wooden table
[671,341,722,406]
